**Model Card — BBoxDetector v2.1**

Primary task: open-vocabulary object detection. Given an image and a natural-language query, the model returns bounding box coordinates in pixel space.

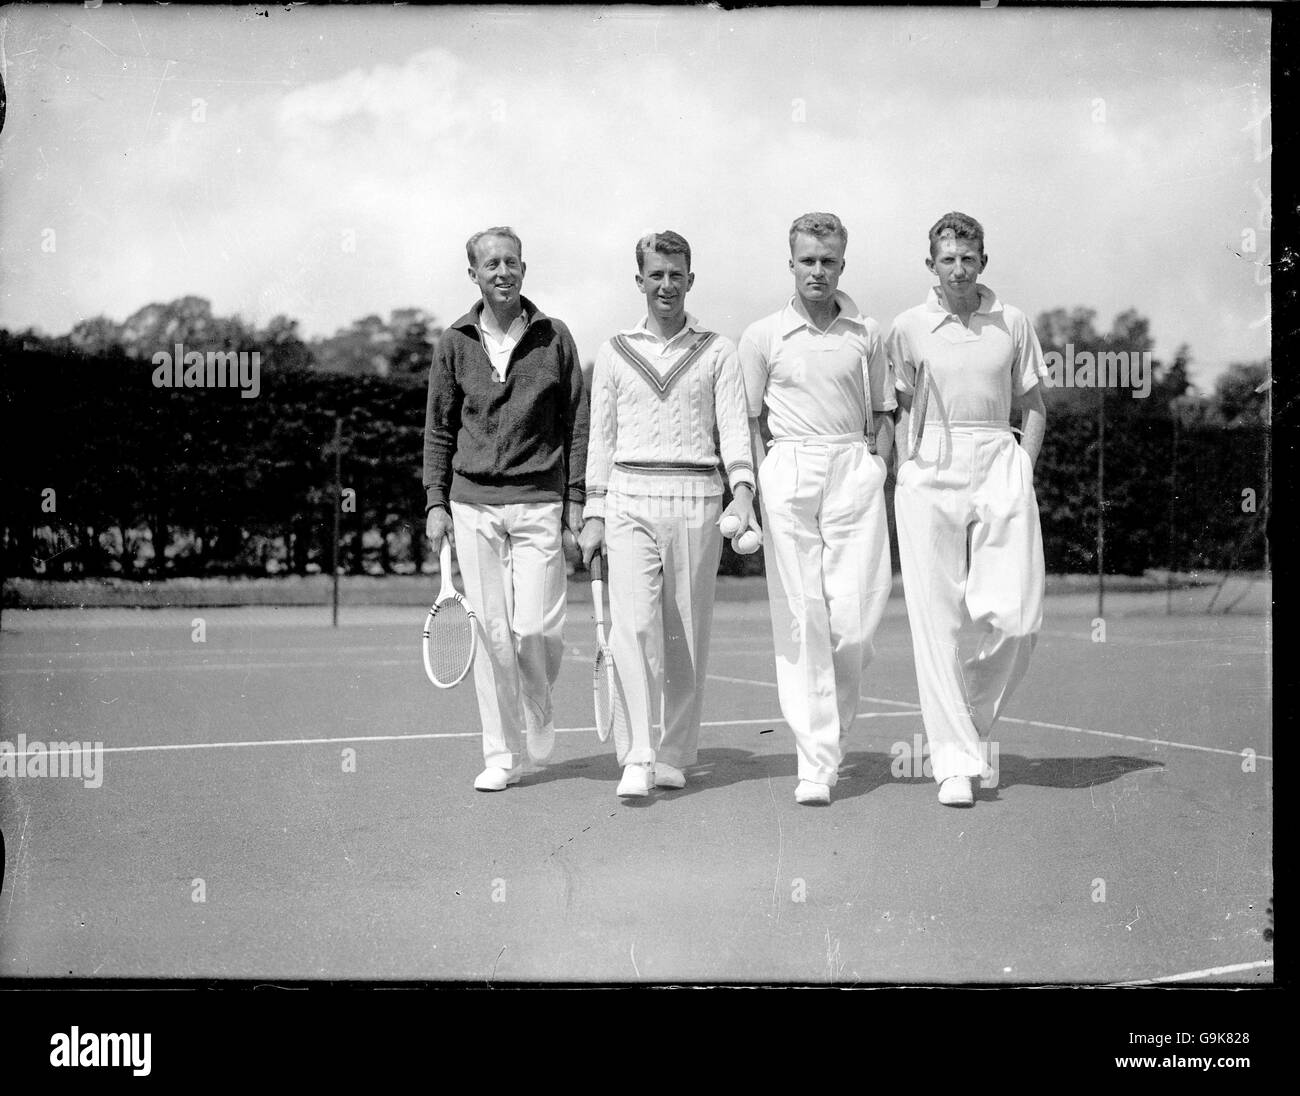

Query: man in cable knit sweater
[577,230,757,798]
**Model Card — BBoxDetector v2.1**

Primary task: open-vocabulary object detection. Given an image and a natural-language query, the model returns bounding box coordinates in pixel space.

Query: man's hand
[577,518,605,567]
[426,507,454,553]
[561,501,585,568]
[1018,386,1047,470]
[720,484,756,535]
[894,391,913,467]
[872,412,895,467]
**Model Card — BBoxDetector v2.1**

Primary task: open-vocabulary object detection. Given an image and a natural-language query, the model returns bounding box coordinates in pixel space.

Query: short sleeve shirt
[886,285,1047,425]
[738,292,896,439]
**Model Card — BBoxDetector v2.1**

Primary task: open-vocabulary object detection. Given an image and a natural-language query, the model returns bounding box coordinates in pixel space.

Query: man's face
[636,249,694,326]
[468,234,526,309]
[927,235,987,299]
[789,232,845,304]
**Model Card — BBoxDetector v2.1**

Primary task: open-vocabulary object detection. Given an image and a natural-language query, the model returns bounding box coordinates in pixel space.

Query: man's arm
[713,340,757,533]
[736,326,771,506]
[747,418,766,489]
[1018,386,1047,467]
[873,412,895,467]
[423,336,462,551]
[559,324,588,538]
[893,395,912,471]
[884,323,915,469]
[577,344,616,565]
[1011,308,1049,472]
[864,328,897,465]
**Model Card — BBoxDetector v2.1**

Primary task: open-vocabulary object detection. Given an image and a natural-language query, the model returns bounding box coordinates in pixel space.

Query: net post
[1097,386,1105,620]
[332,415,342,628]
[1167,412,1178,616]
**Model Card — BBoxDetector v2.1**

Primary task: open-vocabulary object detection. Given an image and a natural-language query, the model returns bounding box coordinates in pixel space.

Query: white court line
[9,644,652,675]
[20,712,914,759]
[1038,629,1268,652]
[1,658,415,676]
[5,663,1271,763]
[0,643,404,662]
[711,673,923,711]
[707,673,1273,762]
[1107,959,1273,986]
[995,716,1273,762]
[6,643,607,674]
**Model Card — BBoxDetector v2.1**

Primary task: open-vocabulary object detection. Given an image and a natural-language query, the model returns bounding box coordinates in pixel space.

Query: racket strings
[427,599,475,683]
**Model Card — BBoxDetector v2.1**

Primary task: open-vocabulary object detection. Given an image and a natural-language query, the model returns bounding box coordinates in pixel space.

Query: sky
[0,4,1271,391]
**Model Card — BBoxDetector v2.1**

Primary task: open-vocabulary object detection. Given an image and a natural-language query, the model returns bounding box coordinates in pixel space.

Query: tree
[310,309,441,379]
[387,308,442,382]
[1213,361,1270,426]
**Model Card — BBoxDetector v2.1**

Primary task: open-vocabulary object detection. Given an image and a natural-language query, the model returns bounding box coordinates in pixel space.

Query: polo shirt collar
[452,295,547,334]
[924,284,1002,330]
[780,291,866,336]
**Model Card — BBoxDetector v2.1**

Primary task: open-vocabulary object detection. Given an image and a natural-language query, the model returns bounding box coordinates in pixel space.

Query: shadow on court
[522,748,1162,804]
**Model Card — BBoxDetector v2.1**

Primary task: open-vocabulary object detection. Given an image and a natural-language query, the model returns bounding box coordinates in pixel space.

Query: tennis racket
[909,359,931,462]
[589,552,617,742]
[422,540,477,688]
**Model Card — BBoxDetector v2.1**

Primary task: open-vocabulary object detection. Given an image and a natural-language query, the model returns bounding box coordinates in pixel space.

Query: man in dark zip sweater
[423,226,589,791]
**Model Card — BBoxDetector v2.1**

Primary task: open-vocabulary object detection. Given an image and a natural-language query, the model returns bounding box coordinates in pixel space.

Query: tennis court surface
[0,585,1272,983]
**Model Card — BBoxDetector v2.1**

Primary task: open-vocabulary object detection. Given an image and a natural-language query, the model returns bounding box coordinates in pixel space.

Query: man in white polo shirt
[887,211,1048,808]
[739,212,895,806]
[578,230,755,798]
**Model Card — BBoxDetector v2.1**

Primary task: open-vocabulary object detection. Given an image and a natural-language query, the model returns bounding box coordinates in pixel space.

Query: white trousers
[758,437,893,786]
[893,424,1044,784]
[603,489,723,769]
[450,500,566,770]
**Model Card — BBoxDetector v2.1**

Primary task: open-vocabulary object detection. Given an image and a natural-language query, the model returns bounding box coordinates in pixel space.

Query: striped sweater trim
[611,331,717,401]
[614,461,721,476]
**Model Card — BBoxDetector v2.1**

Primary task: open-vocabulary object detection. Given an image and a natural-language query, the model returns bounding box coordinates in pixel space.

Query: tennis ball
[733,528,761,555]
[719,514,741,537]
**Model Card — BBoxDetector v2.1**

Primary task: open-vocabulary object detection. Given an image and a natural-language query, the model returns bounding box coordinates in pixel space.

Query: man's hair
[466,226,523,267]
[636,230,692,273]
[928,212,985,257]
[788,212,848,251]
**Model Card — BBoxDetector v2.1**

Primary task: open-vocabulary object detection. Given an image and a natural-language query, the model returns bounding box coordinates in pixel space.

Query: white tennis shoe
[795,780,830,805]
[653,763,686,789]
[474,766,522,792]
[938,776,974,807]
[526,721,555,763]
[617,763,653,798]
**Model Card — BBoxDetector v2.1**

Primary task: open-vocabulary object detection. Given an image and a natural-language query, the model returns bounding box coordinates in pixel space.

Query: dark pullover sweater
[423,296,588,513]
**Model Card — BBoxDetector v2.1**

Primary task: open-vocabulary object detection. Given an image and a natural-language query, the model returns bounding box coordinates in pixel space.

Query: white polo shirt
[738,292,895,439]
[477,307,528,382]
[886,285,1047,425]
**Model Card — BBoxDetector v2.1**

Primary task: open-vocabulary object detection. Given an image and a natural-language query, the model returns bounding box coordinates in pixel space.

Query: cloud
[0,5,1271,385]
